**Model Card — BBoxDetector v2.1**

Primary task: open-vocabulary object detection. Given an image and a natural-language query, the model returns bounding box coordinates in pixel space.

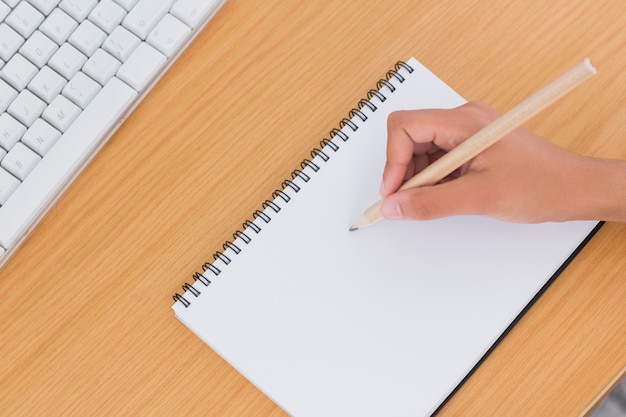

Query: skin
[379,101,626,223]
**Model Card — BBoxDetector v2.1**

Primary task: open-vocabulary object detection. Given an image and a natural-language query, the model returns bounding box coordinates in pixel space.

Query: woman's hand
[379,101,626,223]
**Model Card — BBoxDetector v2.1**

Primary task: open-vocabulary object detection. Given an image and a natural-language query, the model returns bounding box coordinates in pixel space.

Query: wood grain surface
[1,1,624,416]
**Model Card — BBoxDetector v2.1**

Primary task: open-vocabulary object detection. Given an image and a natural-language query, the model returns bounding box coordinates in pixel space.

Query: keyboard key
[5,2,45,38]
[21,118,61,156]
[59,0,97,21]
[0,23,25,62]
[2,142,41,180]
[0,167,20,205]
[89,0,126,34]
[0,79,18,113]
[0,3,10,21]
[0,54,39,90]
[82,48,121,85]
[0,77,137,248]
[69,20,107,56]
[7,89,47,127]
[113,0,139,11]
[117,42,166,91]
[39,8,79,45]
[3,0,21,7]
[28,65,67,103]
[43,94,81,132]
[122,0,176,40]
[171,0,222,29]
[19,30,59,68]
[147,14,191,58]
[0,113,26,150]
[28,0,63,15]
[49,43,87,80]
[102,26,141,62]
[62,71,101,108]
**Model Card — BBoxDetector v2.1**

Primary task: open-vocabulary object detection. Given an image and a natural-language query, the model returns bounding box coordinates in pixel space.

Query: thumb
[380,176,487,221]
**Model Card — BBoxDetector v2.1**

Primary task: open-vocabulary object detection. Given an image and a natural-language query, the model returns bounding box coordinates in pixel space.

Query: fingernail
[381,198,403,219]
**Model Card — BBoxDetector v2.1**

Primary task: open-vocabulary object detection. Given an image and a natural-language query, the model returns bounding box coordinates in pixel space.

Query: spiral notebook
[172,57,600,417]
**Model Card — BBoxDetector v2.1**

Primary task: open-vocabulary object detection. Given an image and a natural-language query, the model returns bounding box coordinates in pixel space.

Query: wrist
[569,156,626,222]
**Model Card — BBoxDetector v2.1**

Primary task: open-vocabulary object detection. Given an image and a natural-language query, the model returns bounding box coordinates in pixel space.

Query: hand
[379,101,626,223]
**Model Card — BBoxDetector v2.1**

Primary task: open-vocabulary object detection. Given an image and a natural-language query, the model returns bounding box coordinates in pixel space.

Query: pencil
[350,58,597,231]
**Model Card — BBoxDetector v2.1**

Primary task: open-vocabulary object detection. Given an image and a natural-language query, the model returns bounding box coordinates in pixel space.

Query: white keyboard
[0,0,226,267]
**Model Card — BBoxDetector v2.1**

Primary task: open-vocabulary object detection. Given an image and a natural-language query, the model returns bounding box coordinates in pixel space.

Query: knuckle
[405,191,436,220]
[463,101,500,128]
[386,110,406,129]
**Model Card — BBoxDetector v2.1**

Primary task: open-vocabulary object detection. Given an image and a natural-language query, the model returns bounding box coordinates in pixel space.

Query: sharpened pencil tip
[349,226,358,232]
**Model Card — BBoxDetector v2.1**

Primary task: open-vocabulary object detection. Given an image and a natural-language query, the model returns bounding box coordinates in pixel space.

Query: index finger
[381,103,497,196]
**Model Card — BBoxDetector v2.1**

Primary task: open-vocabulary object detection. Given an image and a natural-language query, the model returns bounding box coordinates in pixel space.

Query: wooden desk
[1,1,624,415]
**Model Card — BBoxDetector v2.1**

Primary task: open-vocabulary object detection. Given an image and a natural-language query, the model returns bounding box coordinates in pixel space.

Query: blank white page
[173,58,599,417]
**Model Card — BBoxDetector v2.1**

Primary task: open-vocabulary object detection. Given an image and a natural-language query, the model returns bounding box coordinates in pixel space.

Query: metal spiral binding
[172,60,414,307]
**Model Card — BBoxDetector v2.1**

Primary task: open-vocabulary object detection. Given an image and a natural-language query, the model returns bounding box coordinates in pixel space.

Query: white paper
[173,58,599,417]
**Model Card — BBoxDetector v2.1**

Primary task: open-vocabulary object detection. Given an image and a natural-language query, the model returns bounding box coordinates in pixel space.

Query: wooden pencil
[350,58,597,231]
